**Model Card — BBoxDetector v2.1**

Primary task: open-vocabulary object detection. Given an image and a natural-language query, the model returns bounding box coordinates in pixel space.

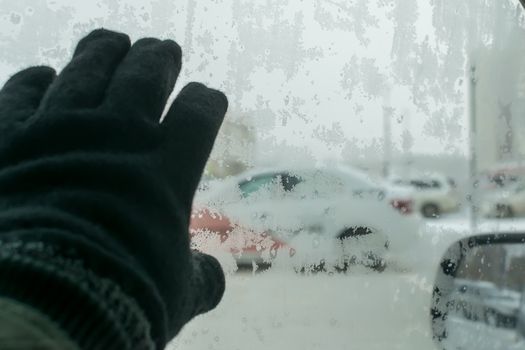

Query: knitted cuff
[0,240,155,350]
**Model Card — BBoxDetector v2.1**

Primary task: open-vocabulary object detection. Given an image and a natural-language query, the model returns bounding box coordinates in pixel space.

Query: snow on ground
[169,215,525,350]
[168,270,437,350]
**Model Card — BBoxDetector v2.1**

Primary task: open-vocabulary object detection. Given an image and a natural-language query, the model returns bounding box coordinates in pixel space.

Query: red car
[190,207,292,268]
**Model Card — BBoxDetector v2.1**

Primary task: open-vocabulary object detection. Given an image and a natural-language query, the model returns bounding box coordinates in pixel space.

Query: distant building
[206,112,255,178]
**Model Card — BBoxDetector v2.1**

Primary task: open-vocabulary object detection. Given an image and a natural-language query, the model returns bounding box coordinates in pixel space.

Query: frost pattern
[0,2,523,348]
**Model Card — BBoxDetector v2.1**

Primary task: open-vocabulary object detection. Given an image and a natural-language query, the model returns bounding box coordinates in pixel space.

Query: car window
[238,174,279,197]
[409,179,441,189]
[456,245,525,292]
[281,173,303,192]
[4,1,525,349]
[290,170,347,198]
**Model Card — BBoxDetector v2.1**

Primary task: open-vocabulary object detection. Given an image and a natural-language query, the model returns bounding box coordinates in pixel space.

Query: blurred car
[481,182,525,218]
[479,162,525,191]
[450,278,520,328]
[190,165,421,271]
[389,173,461,218]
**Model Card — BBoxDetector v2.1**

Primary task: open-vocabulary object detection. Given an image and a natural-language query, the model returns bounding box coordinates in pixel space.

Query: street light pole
[383,106,393,178]
[469,63,478,230]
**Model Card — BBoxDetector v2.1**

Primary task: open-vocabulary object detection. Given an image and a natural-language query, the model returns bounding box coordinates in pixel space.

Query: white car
[192,165,422,271]
[481,182,525,218]
[390,174,461,218]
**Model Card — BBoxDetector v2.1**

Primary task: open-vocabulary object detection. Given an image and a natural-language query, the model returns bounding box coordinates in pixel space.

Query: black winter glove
[0,29,227,349]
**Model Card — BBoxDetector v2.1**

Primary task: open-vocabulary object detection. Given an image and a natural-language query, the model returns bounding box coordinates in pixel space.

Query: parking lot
[170,213,484,350]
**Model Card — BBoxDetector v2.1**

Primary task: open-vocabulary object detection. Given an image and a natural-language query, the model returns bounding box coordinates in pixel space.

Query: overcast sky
[0,0,520,163]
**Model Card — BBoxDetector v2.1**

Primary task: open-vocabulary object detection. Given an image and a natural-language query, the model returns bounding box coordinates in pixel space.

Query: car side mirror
[431,233,525,349]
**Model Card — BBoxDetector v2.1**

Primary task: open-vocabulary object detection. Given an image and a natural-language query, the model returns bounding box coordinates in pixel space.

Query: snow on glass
[1,0,525,349]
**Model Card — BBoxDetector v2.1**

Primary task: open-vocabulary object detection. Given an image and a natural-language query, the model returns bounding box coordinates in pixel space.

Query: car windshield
[239,174,280,197]
[3,1,525,349]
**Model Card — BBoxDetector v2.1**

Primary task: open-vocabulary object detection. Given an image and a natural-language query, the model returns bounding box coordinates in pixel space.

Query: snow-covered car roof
[388,172,453,183]
[196,164,413,203]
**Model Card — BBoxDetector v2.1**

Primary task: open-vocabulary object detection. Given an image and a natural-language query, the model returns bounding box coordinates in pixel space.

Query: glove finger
[103,38,182,122]
[186,250,225,321]
[0,66,56,123]
[161,82,227,204]
[41,29,130,111]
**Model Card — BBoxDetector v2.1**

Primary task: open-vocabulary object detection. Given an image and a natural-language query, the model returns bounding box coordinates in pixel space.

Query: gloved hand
[0,29,227,349]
